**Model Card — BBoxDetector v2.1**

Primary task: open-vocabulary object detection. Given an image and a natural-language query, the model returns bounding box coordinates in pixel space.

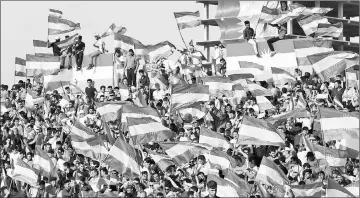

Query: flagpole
[318,108,327,162]
[254,1,271,35]
[173,14,190,51]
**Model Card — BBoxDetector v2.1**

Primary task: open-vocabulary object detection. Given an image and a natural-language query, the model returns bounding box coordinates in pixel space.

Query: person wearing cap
[88,34,108,70]
[267,23,287,57]
[73,35,86,71]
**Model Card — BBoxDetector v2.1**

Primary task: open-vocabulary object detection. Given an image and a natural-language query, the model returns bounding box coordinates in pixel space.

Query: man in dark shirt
[60,35,74,70]
[331,80,345,104]
[205,180,220,198]
[73,35,86,71]
[48,37,61,56]
[125,49,138,86]
[267,24,287,57]
[138,69,150,89]
[243,20,261,58]
[84,79,97,101]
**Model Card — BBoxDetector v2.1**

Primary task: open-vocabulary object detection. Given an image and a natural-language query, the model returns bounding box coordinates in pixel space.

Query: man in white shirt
[213,44,224,76]
[152,83,165,102]
[88,34,108,70]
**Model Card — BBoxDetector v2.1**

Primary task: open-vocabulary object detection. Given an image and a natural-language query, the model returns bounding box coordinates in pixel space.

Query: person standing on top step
[88,34,108,70]
[73,35,85,71]
[243,20,261,58]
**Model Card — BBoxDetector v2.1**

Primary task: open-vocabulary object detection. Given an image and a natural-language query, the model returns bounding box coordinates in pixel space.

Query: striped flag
[204,149,237,172]
[26,54,60,77]
[199,127,231,151]
[8,158,38,187]
[56,33,79,49]
[96,101,125,122]
[326,178,355,197]
[318,108,359,142]
[225,39,298,77]
[293,39,333,73]
[259,6,280,23]
[256,96,274,112]
[290,3,333,17]
[255,157,289,187]
[146,41,176,63]
[33,40,53,56]
[267,109,309,128]
[114,34,135,54]
[176,101,206,121]
[202,76,243,97]
[239,79,272,97]
[159,142,212,165]
[118,83,130,100]
[171,84,210,110]
[149,74,169,91]
[24,92,45,109]
[297,14,330,36]
[49,9,62,18]
[121,104,161,123]
[207,174,245,197]
[308,51,359,81]
[345,69,359,89]
[337,138,359,160]
[15,57,26,77]
[303,136,348,167]
[70,120,96,139]
[315,22,343,38]
[271,67,296,85]
[345,181,359,197]
[269,4,306,25]
[290,182,323,197]
[89,177,110,192]
[145,148,175,172]
[103,119,116,144]
[48,15,80,39]
[127,117,175,144]
[224,171,250,196]
[101,23,127,38]
[103,138,141,176]
[238,116,285,147]
[33,146,56,178]
[71,135,108,162]
[174,11,201,30]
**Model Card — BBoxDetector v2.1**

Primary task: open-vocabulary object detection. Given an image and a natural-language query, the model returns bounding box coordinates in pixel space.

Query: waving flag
[256,96,274,112]
[24,92,45,109]
[102,23,127,38]
[145,149,175,172]
[96,101,125,122]
[33,146,56,178]
[345,181,359,197]
[159,142,212,165]
[103,138,141,176]
[255,157,289,187]
[202,76,242,97]
[8,159,38,187]
[48,15,80,37]
[121,104,161,123]
[290,182,323,197]
[15,57,26,77]
[71,135,108,162]
[204,149,237,172]
[269,4,306,25]
[224,171,250,196]
[146,41,176,63]
[26,54,60,77]
[207,174,245,197]
[259,6,280,23]
[103,120,116,144]
[33,40,53,56]
[174,11,201,30]
[238,116,285,147]
[176,101,206,121]
[199,127,231,151]
[290,3,333,17]
[70,120,96,139]
[315,22,343,38]
[127,117,175,144]
[267,109,309,128]
[49,9,62,18]
[297,14,329,36]
[308,51,359,81]
[271,67,296,85]
[56,33,79,49]
[239,79,272,97]
[1,105,9,115]
[89,177,110,193]
[318,108,359,142]
[326,178,355,197]
[171,84,210,109]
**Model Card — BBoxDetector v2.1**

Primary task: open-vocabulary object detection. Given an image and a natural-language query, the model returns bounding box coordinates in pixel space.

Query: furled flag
[48,14,80,41]
[318,107,359,142]
[145,148,176,172]
[49,9,62,18]
[255,157,290,187]
[202,76,243,97]
[8,158,38,187]
[101,23,127,38]
[33,146,56,178]
[24,91,45,109]
[345,181,359,197]
[326,178,356,197]
[171,84,210,110]
[175,101,206,121]
[33,40,53,56]
[70,120,96,140]
[96,101,126,122]
[71,135,108,162]
[127,117,175,145]
[199,127,231,151]
[303,136,349,167]
[207,174,245,197]
[308,51,359,81]
[238,116,285,147]
[174,11,201,30]
[297,14,330,36]
[15,57,26,77]
[26,54,60,77]
[266,108,309,128]
[315,22,343,38]
[159,142,213,165]
[290,182,323,197]
[103,138,141,176]
[271,67,296,85]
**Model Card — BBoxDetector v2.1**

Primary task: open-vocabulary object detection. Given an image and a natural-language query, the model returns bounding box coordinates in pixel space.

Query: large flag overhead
[121,104,161,123]
[8,158,38,187]
[318,108,359,142]
[290,182,323,197]
[70,120,96,139]
[24,92,45,109]
[266,109,309,128]
[297,14,329,36]
[171,84,210,109]
[204,149,237,172]
[127,117,175,144]
[202,76,243,97]
[238,116,285,147]
[145,148,175,172]
[159,142,212,165]
[26,54,60,77]
[308,51,359,81]
[56,33,79,49]
[48,14,80,40]
[271,67,296,85]
[103,138,141,176]
[33,146,56,178]
[199,127,231,151]
[237,79,272,97]
[176,101,206,121]
[49,9,62,18]
[15,57,26,77]
[255,157,289,187]
[71,135,108,162]
[326,178,356,197]
[207,174,245,197]
[96,101,125,122]
[174,11,201,30]
[101,23,127,38]
[315,22,343,38]
[33,40,53,56]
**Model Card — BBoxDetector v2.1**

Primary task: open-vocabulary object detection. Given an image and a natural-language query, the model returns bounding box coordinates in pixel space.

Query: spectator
[73,35,86,71]
[88,34,108,70]
[243,20,261,58]
[48,37,61,56]
[59,35,74,70]
[267,24,287,57]
[84,79,97,101]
